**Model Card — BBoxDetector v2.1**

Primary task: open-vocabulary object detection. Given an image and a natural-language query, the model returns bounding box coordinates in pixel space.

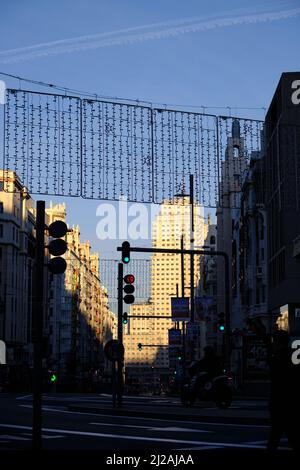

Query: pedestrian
[267,330,300,452]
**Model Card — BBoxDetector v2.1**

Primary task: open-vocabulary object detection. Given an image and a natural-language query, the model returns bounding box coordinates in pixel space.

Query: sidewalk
[68,400,270,425]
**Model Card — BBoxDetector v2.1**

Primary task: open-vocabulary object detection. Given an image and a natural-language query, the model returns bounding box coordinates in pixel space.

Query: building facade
[264,72,300,336]
[0,174,115,390]
[0,171,36,383]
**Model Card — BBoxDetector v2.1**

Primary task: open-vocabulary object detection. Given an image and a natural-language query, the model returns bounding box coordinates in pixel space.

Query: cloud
[0,5,299,64]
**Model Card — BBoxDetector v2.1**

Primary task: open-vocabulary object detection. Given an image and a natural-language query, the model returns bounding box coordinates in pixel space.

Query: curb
[68,404,270,426]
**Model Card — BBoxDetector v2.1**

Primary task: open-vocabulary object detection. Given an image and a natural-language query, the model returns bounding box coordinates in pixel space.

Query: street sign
[168,328,182,346]
[104,340,124,362]
[171,297,190,322]
[0,340,6,365]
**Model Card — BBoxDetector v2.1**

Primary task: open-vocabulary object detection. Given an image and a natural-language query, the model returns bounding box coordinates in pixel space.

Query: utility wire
[0,70,267,114]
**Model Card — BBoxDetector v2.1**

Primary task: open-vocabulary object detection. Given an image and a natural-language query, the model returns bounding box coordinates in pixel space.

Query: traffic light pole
[117,262,124,408]
[180,235,186,377]
[32,200,45,450]
[190,175,195,323]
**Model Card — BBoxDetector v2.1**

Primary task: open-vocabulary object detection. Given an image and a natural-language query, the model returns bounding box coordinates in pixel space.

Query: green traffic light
[124,256,129,263]
[50,373,57,383]
[219,325,225,331]
[123,319,128,325]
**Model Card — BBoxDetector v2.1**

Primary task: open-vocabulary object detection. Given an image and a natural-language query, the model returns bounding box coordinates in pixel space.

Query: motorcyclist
[188,346,222,382]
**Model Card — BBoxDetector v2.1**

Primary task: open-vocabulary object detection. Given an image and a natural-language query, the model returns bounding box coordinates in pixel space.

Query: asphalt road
[0,393,293,467]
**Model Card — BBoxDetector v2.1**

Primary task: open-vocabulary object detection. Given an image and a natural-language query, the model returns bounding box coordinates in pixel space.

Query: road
[0,393,293,466]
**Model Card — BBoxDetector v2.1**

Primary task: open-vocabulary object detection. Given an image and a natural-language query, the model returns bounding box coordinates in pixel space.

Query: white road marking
[0,424,267,448]
[0,434,30,441]
[16,395,32,400]
[21,432,63,440]
[19,404,269,429]
[176,445,223,450]
[90,422,211,433]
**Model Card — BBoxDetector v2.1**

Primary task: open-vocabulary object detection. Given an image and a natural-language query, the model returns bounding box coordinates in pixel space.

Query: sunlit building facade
[0,171,36,372]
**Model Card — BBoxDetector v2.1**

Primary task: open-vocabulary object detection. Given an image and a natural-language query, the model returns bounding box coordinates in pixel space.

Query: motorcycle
[180,371,232,408]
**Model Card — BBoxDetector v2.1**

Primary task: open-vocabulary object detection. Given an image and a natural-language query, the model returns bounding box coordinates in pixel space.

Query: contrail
[0,5,299,64]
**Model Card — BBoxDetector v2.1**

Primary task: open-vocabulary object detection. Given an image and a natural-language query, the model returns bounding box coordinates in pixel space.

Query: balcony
[293,235,300,259]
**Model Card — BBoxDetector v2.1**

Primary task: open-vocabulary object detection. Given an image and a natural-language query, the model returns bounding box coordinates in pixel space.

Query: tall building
[217,120,248,331]
[264,72,300,335]
[124,197,206,385]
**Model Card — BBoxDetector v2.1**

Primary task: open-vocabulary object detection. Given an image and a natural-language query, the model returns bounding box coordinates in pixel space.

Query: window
[0,202,3,213]
[0,182,3,191]
[233,146,240,158]
[210,235,216,245]
[0,225,3,238]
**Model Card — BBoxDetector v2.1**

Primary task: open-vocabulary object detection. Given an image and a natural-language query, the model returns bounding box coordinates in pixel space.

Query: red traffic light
[124,274,135,284]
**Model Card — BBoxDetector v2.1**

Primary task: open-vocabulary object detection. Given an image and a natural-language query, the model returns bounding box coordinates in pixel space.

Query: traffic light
[138,343,142,351]
[50,373,57,383]
[47,370,57,383]
[218,312,226,332]
[123,273,135,304]
[123,312,128,325]
[177,351,182,361]
[122,241,130,264]
[48,220,68,274]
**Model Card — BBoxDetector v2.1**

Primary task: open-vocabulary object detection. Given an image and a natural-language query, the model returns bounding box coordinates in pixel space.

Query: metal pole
[189,175,195,323]
[224,253,231,371]
[182,321,186,377]
[189,176,195,363]
[181,235,184,298]
[117,262,124,407]
[32,200,45,450]
[180,234,186,375]
[112,361,117,408]
[176,284,179,329]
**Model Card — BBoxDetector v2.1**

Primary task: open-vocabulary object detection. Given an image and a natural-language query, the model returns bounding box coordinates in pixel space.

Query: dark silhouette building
[265,72,300,334]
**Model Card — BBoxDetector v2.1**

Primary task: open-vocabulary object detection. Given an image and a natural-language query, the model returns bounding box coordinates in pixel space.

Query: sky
[0,0,299,258]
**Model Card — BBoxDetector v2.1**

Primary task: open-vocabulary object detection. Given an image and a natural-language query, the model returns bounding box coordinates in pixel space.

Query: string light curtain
[3,88,265,209]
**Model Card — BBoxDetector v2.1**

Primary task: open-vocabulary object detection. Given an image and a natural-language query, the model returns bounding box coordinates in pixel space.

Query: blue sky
[0,0,299,257]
